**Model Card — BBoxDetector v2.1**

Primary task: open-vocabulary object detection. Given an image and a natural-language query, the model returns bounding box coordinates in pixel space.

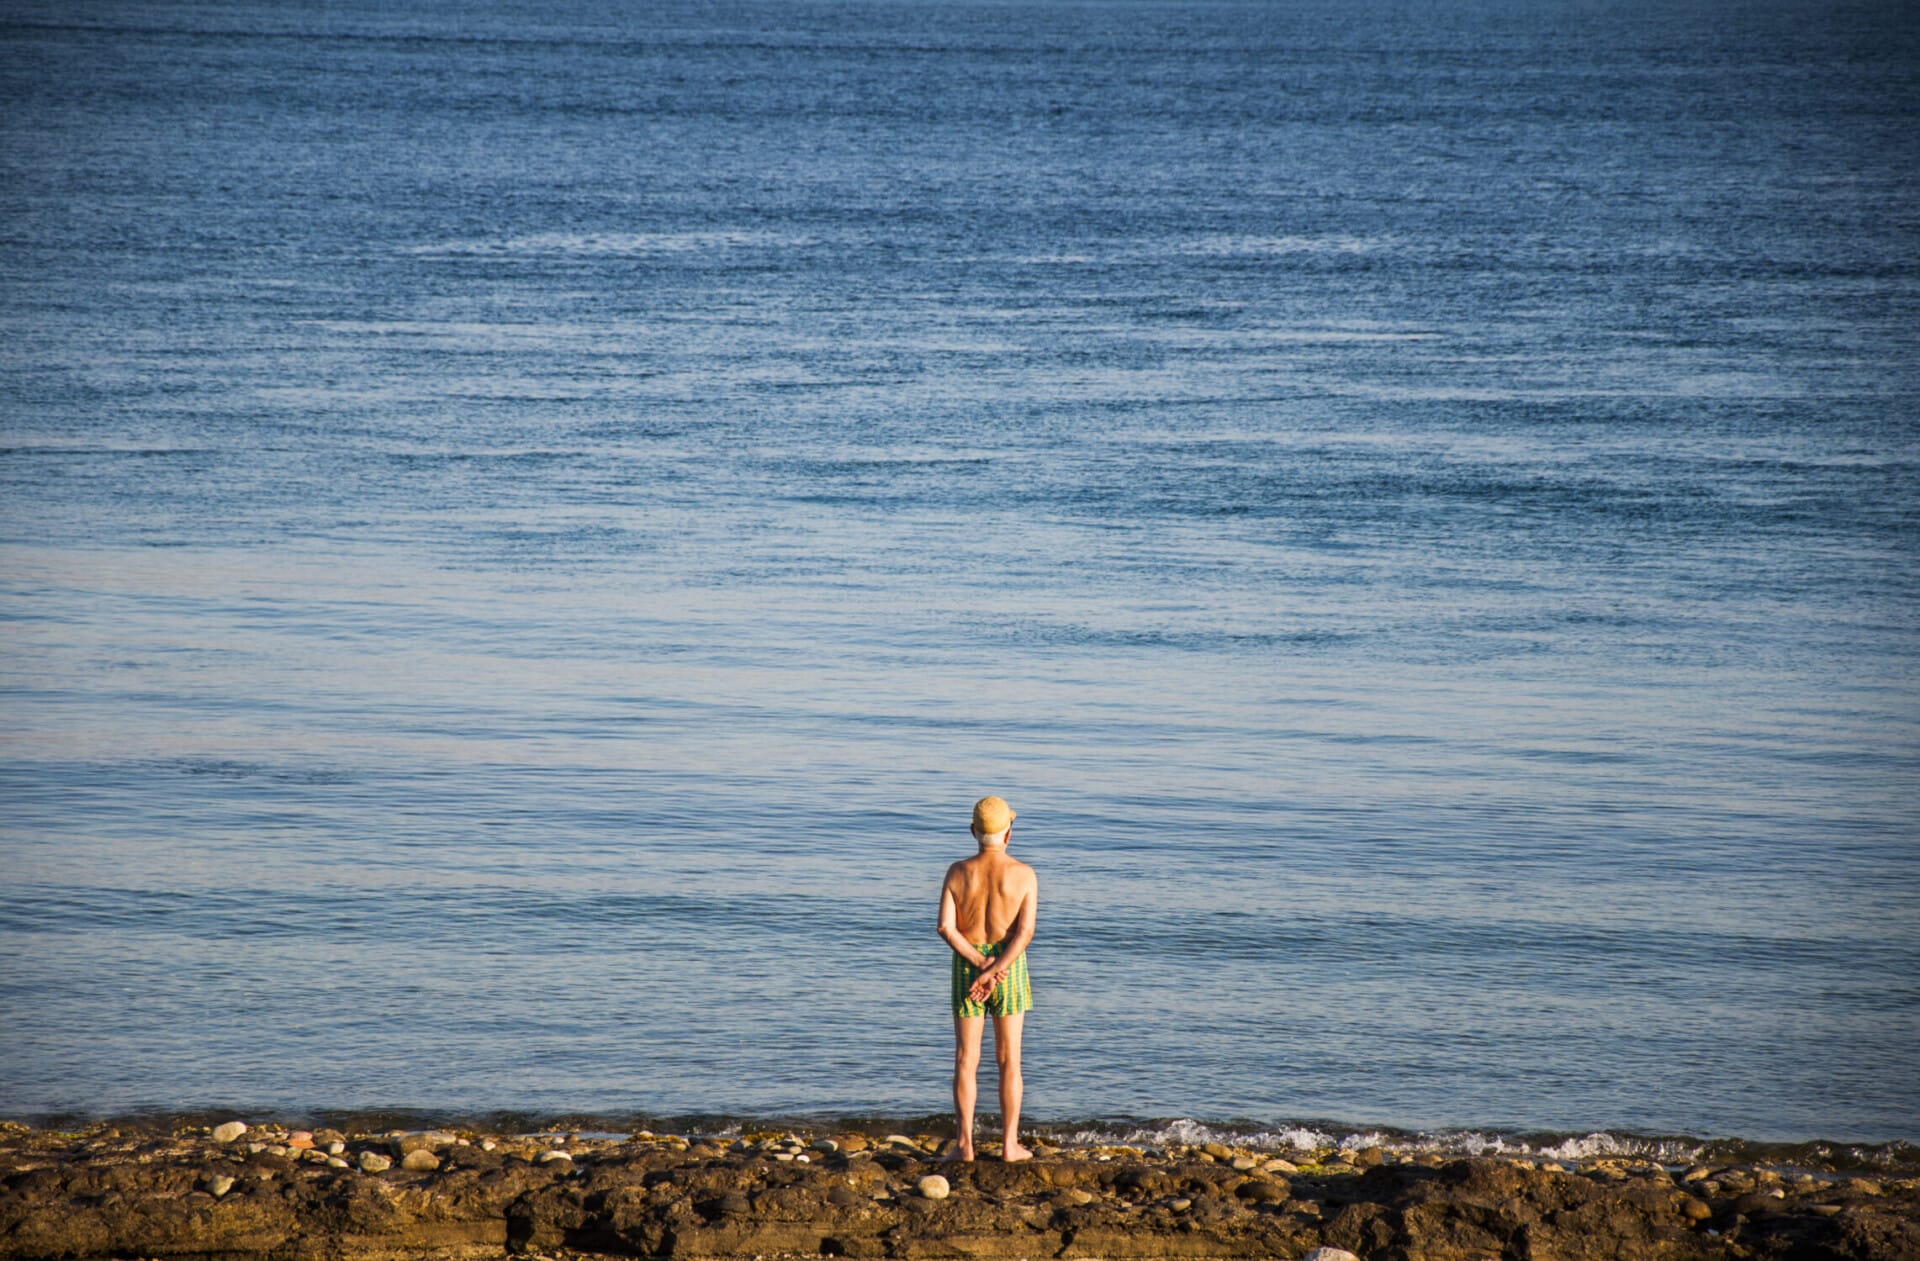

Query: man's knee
[995,1045,1021,1071]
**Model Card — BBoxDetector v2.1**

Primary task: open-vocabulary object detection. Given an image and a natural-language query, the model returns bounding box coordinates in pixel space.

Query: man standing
[936,795,1038,1162]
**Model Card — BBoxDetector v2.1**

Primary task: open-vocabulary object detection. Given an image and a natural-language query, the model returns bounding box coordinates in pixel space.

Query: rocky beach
[3,1119,1915,1261]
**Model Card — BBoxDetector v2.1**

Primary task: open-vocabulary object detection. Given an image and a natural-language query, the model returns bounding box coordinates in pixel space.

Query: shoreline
[8,1110,1916,1177]
[4,1117,1917,1260]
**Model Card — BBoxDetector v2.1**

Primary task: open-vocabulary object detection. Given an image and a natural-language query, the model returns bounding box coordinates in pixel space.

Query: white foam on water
[1052,1119,1712,1164]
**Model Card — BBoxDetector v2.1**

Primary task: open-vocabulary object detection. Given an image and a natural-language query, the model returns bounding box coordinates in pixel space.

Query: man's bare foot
[940,1142,975,1163]
[1002,1140,1033,1163]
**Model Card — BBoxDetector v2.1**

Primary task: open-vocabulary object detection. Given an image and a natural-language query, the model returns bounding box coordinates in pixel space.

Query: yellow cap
[972,795,1016,835]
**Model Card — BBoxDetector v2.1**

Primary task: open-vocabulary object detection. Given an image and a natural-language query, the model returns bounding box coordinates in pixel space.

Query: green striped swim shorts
[951,943,1032,1018]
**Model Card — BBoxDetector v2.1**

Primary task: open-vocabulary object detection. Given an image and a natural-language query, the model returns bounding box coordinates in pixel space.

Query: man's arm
[937,868,992,968]
[968,869,1037,998]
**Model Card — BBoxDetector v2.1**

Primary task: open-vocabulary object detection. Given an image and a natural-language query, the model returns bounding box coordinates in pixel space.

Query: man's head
[971,795,1016,845]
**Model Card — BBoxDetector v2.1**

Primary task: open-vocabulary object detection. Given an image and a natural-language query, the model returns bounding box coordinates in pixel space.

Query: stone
[206,1174,235,1197]
[358,1151,392,1173]
[1683,1165,1713,1182]
[1230,1156,1257,1171]
[1264,1158,1299,1174]
[885,1134,916,1147]
[1063,1188,1096,1206]
[1354,1146,1385,1168]
[812,1138,839,1153]
[288,1131,314,1150]
[1235,1179,1288,1203]
[325,1140,345,1155]
[1202,1143,1233,1160]
[537,1149,574,1167]
[212,1121,248,1143]
[393,1131,456,1156]
[1170,1197,1192,1211]
[1302,1249,1361,1261]
[480,1139,497,1151]
[916,1174,950,1200]
[400,1149,440,1172]
[1681,1197,1712,1222]
[326,1157,350,1169]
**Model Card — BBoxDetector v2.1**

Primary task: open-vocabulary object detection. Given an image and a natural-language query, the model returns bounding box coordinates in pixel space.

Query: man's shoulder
[1009,856,1038,881]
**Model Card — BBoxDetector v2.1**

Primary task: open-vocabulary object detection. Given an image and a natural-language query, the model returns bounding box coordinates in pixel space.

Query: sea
[2,0,1918,1166]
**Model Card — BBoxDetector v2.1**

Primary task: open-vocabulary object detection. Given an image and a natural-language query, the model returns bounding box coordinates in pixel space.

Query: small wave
[1035,1118,1919,1170]
[401,230,814,258]
[1182,234,1388,257]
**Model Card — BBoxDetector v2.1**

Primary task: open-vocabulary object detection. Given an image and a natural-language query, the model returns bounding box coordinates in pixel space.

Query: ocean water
[2,0,1918,1153]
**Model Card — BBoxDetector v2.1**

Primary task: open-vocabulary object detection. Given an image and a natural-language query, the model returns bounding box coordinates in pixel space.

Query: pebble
[537,1150,574,1167]
[1064,1189,1096,1206]
[1202,1143,1234,1160]
[212,1122,248,1144]
[1170,1198,1192,1212]
[325,1141,345,1156]
[1263,1158,1299,1174]
[358,1152,392,1173]
[1302,1249,1362,1261]
[774,1152,795,1162]
[1231,1156,1257,1171]
[885,1134,916,1147]
[916,1174,950,1200]
[1682,1198,1713,1222]
[480,1140,497,1151]
[1683,1165,1713,1182]
[812,1139,839,1153]
[326,1157,349,1169]
[287,1131,314,1150]
[206,1174,235,1197]
[400,1150,441,1172]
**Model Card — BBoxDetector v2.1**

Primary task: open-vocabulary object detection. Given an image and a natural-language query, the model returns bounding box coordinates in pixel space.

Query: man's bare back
[936,795,1037,1164]
[941,849,1036,946]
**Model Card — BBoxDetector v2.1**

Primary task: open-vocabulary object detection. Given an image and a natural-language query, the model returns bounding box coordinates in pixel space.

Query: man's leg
[992,1012,1031,1162]
[946,1015,985,1162]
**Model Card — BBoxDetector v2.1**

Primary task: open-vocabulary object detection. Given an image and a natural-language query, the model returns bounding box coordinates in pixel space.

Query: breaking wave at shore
[17,1110,1917,1175]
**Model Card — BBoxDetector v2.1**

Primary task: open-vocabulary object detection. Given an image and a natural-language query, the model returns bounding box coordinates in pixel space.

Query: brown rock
[1235,1179,1288,1203]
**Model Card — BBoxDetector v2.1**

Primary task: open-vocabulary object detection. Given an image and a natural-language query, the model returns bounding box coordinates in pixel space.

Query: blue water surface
[2,0,1917,1145]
